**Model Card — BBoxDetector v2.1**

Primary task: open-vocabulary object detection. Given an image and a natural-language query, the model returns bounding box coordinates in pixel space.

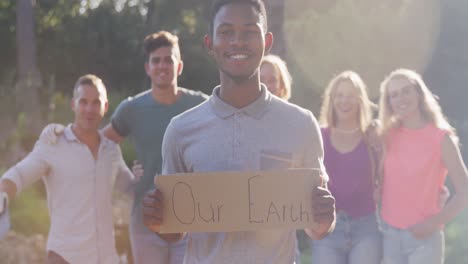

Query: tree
[265,0,286,57]
[15,0,42,133]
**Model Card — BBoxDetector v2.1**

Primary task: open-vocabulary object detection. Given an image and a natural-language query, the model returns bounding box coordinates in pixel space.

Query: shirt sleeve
[1,140,51,195]
[303,110,328,184]
[114,146,135,196]
[161,119,188,175]
[110,98,133,137]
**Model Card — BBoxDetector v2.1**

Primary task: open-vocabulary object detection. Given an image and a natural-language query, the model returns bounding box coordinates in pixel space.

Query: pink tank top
[381,123,448,229]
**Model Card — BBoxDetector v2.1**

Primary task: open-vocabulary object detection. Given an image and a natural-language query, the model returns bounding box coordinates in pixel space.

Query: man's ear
[177,60,184,76]
[103,100,109,115]
[70,98,76,112]
[144,62,150,76]
[264,32,274,55]
[204,34,214,55]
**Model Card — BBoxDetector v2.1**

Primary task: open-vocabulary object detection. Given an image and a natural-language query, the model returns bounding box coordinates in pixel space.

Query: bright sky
[79,0,148,14]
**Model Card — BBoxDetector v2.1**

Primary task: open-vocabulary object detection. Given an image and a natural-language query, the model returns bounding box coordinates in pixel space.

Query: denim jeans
[310,211,382,264]
[130,204,187,264]
[380,220,444,264]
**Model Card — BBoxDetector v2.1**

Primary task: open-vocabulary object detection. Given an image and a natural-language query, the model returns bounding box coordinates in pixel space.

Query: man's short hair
[143,31,181,60]
[73,74,107,99]
[209,0,268,36]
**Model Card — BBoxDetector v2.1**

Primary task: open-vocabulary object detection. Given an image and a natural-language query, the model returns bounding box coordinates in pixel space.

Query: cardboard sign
[155,169,323,233]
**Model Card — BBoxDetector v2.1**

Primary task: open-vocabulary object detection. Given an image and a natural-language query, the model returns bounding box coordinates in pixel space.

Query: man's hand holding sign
[142,169,335,241]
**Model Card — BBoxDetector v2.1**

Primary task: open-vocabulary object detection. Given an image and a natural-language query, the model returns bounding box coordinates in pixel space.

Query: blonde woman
[379,69,468,264]
[260,54,292,100]
[311,71,382,264]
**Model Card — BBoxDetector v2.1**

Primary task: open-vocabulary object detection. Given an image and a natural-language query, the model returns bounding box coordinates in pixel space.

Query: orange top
[381,123,448,229]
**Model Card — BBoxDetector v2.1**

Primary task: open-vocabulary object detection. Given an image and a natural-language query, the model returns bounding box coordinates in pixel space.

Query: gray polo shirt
[161,85,326,264]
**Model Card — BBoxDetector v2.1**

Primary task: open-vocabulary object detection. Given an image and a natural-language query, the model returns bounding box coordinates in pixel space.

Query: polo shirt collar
[209,84,272,120]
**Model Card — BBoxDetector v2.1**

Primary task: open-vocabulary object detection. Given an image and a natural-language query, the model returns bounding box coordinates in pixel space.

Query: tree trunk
[265,0,286,57]
[16,0,42,134]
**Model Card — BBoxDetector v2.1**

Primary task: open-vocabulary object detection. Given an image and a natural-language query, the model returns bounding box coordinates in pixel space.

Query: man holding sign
[142,0,336,263]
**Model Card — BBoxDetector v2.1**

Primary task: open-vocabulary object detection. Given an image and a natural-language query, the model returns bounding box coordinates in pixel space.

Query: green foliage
[0,0,16,80]
[9,183,50,236]
[445,210,468,262]
[424,0,468,121]
[36,1,147,95]
[11,112,39,150]
[46,92,73,124]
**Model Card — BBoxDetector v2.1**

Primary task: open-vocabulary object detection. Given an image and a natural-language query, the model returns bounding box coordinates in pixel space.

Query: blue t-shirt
[111,87,208,203]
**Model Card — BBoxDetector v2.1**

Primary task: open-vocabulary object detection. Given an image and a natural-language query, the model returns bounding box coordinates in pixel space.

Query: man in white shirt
[0,74,138,264]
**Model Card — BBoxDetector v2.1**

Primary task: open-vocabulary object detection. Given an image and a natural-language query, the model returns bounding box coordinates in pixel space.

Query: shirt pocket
[260,149,295,170]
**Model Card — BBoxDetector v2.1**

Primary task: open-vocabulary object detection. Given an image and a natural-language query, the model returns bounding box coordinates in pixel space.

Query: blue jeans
[381,221,444,264]
[310,212,382,264]
[130,203,187,264]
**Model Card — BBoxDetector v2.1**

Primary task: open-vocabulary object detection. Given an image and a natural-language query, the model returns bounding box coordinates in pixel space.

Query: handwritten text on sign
[155,169,323,233]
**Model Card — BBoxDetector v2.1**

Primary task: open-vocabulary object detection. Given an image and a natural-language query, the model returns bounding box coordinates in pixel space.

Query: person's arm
[302,111,336,240]
[142,119,186,242]
[0,179,17,204]
[103,124,124,144]
[438,185,451,208]
[0,179,14,217]
[0,141,51,209]
[409,134,468,239]
[364,120,385,203]
[105,98,133,144]
[114,149,141,196]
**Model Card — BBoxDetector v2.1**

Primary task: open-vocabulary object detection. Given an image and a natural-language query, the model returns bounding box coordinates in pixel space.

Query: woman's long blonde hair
[319,71,376,133]
[261,54,292,100]
[378,68,458,142]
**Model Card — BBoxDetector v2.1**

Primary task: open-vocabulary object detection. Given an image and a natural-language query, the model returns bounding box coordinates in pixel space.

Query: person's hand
[408,218,440,239]
[132,160,144,182]
[142,188,183,242]
[439,185,450,208]
[0,191,11,240]
[365,119,383,154]
[309,186,336,240]
[0,192,8,216]
[39,123,65,144]
[142,188,164,233]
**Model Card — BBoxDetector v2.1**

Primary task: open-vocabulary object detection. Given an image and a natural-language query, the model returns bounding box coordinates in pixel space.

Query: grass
[9,182,50,236]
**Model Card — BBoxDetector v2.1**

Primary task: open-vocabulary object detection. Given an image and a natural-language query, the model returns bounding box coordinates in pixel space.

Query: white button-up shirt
[2,125,134,264]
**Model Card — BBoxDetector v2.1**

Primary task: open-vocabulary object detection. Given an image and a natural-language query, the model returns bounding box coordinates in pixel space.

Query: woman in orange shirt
[378,69,468,264]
